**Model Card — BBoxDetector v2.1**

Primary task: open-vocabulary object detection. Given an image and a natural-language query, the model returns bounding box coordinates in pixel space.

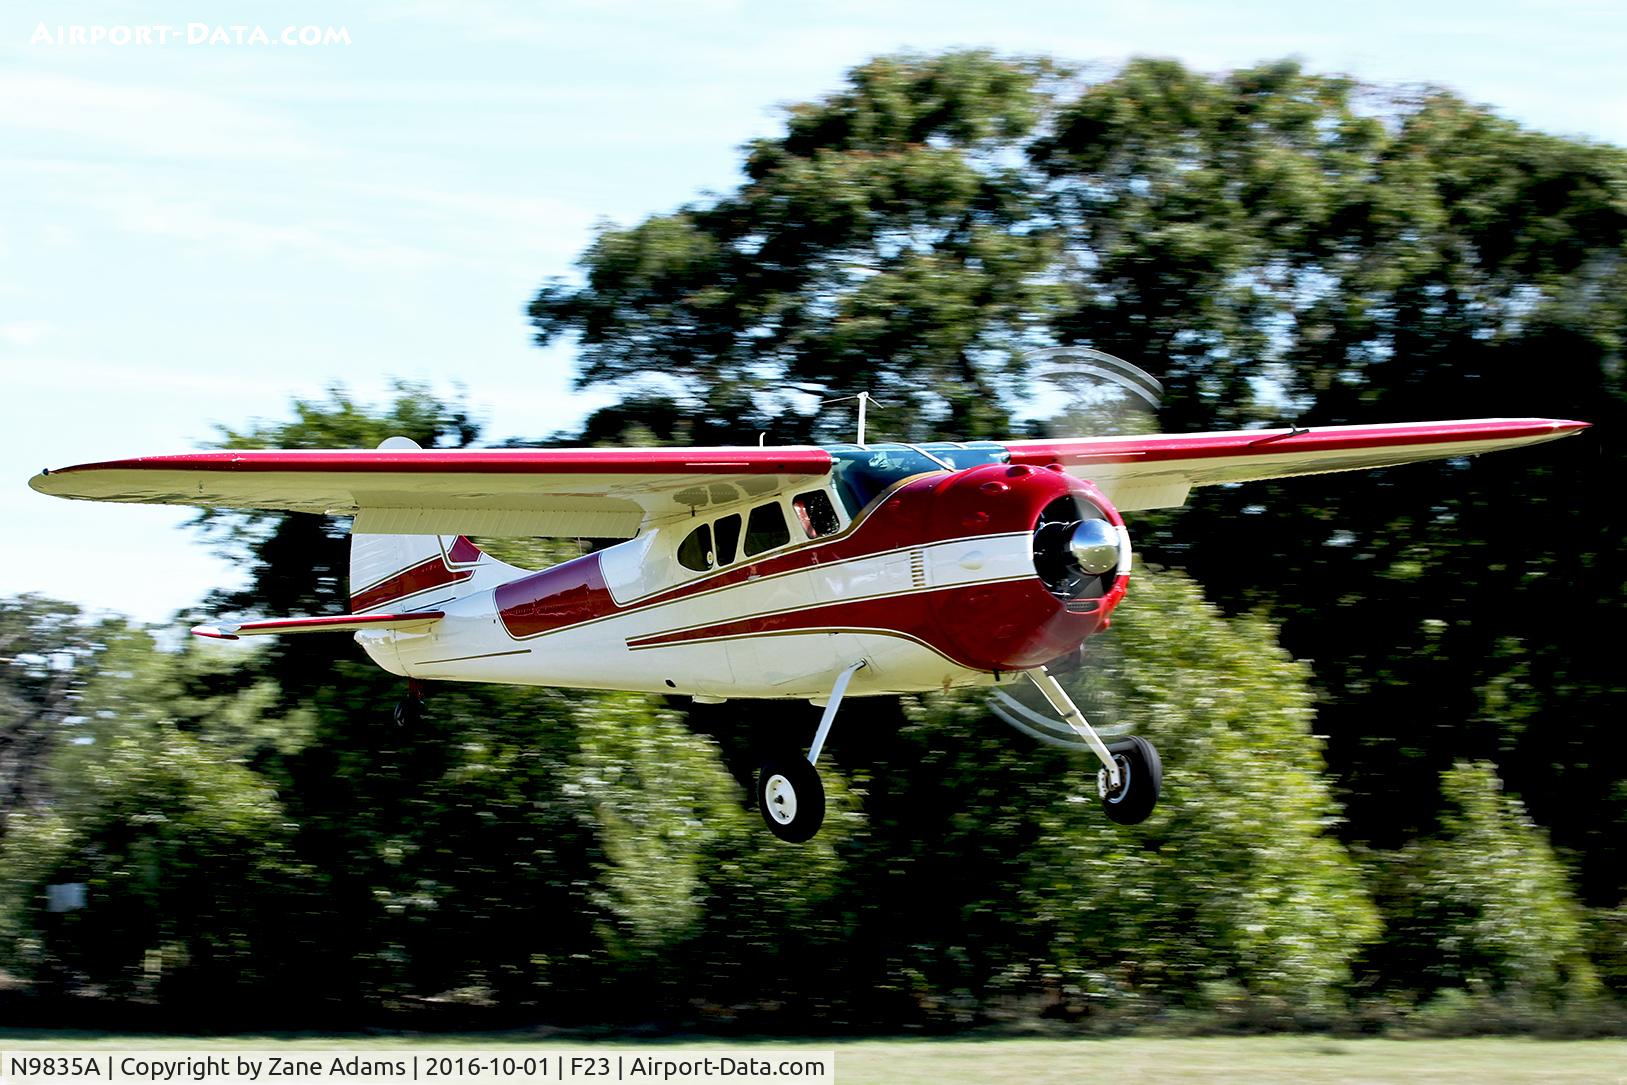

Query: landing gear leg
[756,660,865,842]
[393,678,425,728]
[1028,667,1161,824]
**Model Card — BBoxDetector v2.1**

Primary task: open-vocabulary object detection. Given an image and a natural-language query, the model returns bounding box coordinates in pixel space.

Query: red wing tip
[190,625,240,640]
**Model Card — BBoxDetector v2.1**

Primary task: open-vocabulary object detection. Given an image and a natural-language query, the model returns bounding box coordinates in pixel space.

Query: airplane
[28,414,1588,842]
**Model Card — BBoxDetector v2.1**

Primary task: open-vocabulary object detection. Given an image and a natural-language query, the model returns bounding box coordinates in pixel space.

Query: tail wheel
[756,756,825,843]
[1099,736,1161,825]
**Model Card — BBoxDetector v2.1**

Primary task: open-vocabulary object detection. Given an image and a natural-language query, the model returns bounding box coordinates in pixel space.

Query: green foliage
[0,597,129,836]
[7,50,1627,1031]
[1589,906,1627,998]
[907,568,1377,1013]
[0,622,305,1003]
[1371,761,1596,1004]
[1057,62,1627,903]
[532,51,1065,442]
[535,49,1627,910]
[572,697,851,1016]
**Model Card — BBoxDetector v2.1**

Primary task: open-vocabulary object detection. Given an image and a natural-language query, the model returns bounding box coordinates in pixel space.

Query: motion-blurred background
[1,2,1624,1035]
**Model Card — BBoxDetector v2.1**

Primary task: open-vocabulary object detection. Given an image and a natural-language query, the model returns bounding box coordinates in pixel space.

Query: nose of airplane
[1068,519,1122,574]
[919,464,1130,672]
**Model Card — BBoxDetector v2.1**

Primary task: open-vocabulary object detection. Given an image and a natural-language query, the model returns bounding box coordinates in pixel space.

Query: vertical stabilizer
[346,437,510,613]
[349,532,493,613]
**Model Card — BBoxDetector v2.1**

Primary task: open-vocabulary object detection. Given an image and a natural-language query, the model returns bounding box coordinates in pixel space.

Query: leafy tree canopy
[532,51,1627,904]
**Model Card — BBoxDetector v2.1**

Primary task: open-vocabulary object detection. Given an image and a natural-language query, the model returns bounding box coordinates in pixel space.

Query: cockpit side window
[744,502,790,557]
[677,523,713,572]
[793,490,841,538]
[714,513,742,565]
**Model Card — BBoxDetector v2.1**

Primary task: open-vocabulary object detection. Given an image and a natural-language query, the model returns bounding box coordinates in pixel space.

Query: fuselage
[356,446,1131,701]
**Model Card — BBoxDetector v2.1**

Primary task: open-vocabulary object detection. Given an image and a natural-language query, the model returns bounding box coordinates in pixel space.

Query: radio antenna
[821,390,889,445]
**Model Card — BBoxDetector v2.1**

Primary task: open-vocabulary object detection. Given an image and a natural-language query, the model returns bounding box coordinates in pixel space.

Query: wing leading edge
[29,420,1587,531]
[1004,418,1589,511]
[29,446,834,538]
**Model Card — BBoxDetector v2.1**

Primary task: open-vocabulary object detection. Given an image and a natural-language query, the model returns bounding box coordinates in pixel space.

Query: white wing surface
[1004,418,1588,511]
[29,446,834,537]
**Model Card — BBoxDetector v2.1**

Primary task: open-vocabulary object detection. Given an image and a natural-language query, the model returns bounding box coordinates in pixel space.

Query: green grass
[3,1034,1625,1084]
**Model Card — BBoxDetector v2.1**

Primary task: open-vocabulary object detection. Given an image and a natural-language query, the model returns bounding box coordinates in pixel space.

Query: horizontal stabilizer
[191,611,444,641]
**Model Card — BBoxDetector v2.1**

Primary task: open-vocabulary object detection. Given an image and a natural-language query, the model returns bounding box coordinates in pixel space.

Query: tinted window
[677,523,713,572]
[827,445,949,515]
[714,513,742,565]
[744,502,790,557]
[793,490,841,538]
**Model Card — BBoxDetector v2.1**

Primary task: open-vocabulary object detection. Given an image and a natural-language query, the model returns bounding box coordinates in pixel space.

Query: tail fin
[348,532,498,613]
[347,436,514,614]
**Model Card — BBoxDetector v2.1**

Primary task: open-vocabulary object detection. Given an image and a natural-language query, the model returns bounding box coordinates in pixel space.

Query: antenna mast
[817,390,888,446]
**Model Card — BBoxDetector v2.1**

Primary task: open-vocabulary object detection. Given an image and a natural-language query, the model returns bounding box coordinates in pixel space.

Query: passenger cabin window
[677,523,713,572]
[714,513,742,566]
[793,490,841,538]
[744,502,791,557]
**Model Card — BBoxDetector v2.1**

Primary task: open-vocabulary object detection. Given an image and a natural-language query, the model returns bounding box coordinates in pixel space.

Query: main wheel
[1098,736,1161,825]
[756,755,825,843]
[393,697,423,729]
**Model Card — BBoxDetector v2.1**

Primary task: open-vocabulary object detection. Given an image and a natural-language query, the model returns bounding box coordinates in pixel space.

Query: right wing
[29,446,833,538]
[1005,418,1588,511]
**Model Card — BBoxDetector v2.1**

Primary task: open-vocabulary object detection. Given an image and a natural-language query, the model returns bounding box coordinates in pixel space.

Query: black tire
[756,755,825,843]
[393,697,423,729]
[1100,736,1161,825]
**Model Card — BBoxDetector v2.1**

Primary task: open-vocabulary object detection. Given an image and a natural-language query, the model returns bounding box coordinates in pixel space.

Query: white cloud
[88,189,441,269]
[2,353,299,403]
[0,320,54,347]
[371,0,747,43]
[0,71,323,161]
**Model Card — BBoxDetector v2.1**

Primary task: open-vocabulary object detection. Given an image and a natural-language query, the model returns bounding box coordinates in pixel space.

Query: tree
[1369,760,1596,1006]
[532,50,1627,908]
[906,570,1376,1016]
[0,597,118,841]
[1048,62,1627,902]
[0,619,306,1008]
[531,51,1065,442]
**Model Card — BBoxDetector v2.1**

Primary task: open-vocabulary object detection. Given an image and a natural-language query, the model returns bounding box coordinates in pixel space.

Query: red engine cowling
[921,463,1130,672]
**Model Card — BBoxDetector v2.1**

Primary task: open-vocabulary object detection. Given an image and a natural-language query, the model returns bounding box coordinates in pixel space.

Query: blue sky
[3,0,1624,622]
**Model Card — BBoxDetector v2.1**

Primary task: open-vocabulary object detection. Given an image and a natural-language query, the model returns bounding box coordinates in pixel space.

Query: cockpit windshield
[824,441,1008,516]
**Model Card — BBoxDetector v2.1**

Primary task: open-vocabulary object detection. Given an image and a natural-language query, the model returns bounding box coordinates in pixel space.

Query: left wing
[1005,418,1588,511]
[29,446,833,537]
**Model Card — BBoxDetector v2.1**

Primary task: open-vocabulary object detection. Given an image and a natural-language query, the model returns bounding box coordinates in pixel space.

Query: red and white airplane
[29,415,1587,841]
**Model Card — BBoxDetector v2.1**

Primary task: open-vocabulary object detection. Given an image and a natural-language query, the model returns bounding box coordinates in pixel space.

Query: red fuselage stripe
[626,578,1112,671]
[351,554,473,612]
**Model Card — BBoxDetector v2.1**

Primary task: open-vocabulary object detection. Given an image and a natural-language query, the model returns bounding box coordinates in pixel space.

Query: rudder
[347,436,509,614]
[349,533,491,613]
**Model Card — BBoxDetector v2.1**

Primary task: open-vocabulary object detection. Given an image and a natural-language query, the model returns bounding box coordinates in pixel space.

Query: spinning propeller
[986,347,1165,751]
